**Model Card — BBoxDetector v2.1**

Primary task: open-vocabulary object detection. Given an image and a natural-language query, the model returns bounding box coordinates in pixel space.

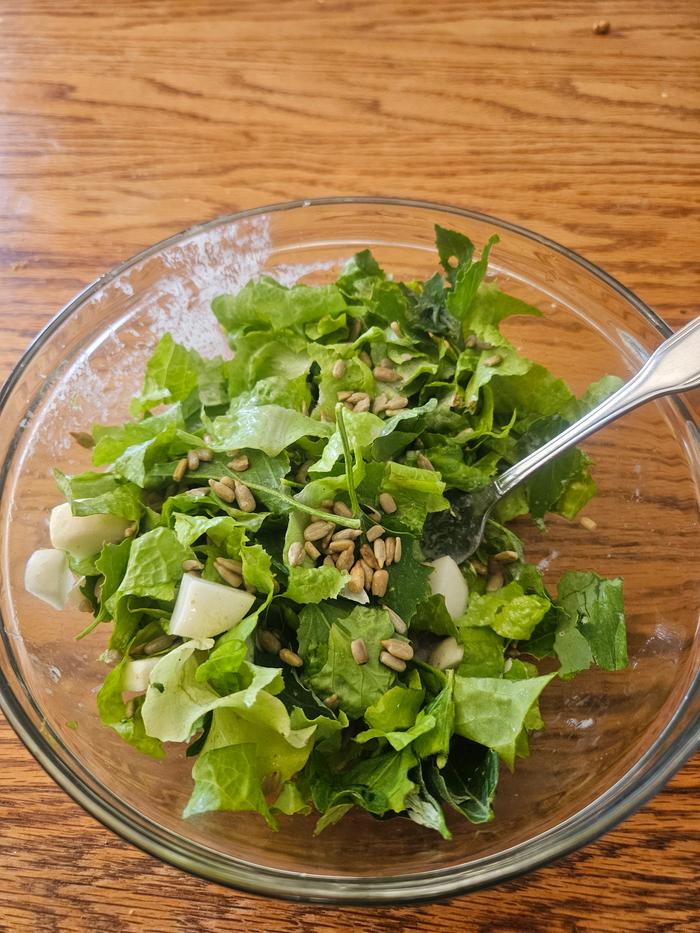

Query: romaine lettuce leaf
[212,277,347,339]
[460,582,550,640]
[205,404,334,457]
[96,653,164,758]
[297,605,398,718]
[54,470,143,522]
[425,736,499,823]
[453,672,555,768]
[554,571,627,676]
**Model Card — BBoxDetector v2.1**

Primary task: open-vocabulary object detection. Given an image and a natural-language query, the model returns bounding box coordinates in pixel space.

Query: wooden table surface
[1,2,698,930]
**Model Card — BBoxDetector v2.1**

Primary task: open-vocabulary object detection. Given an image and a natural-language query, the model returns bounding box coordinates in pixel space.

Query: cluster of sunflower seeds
[207,476,257,512]
[287,495,402,600]
[334,355,409,416]
[350,631,415,673]
[172,446,214,482]
[257,628,304,668]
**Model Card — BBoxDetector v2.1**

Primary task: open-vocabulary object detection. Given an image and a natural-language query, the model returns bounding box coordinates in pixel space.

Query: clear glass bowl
[0,198,698,904]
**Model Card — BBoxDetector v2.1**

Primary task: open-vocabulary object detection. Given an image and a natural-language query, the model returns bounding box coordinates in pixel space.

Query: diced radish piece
[429,636,465,671]
[49,502,131,559]
[427,555,469,620]
[168,573,256,639]
[24,548,75,610]
[123,657,159,693]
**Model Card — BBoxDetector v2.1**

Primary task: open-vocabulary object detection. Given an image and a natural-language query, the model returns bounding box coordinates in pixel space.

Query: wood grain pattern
[0,1,698,929]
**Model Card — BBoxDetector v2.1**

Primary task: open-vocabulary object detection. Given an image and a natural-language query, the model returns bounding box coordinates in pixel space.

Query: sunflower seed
[390,320,401,335]
[483,353,503,367]
[70,430,94,449]
[323,555,335,568]
[348,561,366,593]
[220,475,236,489]
[351,638,369,664]
[381,638,414,661]
[122,523,137,539]
[337,390,353,401]
[332,500,352,518]
[385,536,395,566]
[360,544,379,569]
[332,528,362,541]
[413,436,424,449]
[214,561,243,588]
[393,536,402,563]
[361,560,374,589]
[78,598,92,613]
[380,650,406,672]
[416,452,435,471]
[217,557,243,574]
[580,516,598,531]
[347,391,369,405]
[304,520,335,542]
[384,396,408,411]
[258,630,282,654]
[182,559,203,572]
[486,570,505,592]
[323,693,339,710]
[296,459,314,483]
[384,606,407,634]
[234,480,256,512]
[332,359,347,379]
[362,503,383,522]
[350,318,362,340]
[187,449,201,471]
[494,550,519,563]
[124,698,136,718]
[335,547,356,571]
[372,393,388,414]
[173,457,188,483]
[359,350,373,367]
[208,478,236,503]
[379,493,397,514]
[197,448,214,462]
[373,365,401,383]
[465,334,477,348]
[329,539,355,553]
[185,486,209,498]
[353,396,371,413]
[373,538,386,569]
[304,540,321,560]
[476,340,494,351]
[366,524,385,543]
[321,529,334,550]
[287,542,306,566]
[279,648,303,668]
[229,455,249,472]
[143,634,178,656]
[471,559,488,576]
[371,569,389,597]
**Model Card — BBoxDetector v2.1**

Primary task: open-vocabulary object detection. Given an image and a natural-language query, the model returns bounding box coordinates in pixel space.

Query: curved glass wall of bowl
[0,199,698,903]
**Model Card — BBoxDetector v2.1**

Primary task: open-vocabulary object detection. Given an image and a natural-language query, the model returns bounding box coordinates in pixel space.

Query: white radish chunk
[429,636,465,671]
[24,548,75,610]
[49,502,131,559]
[168,573,256,640]
[427,555,469,620]
[123,657,160,693]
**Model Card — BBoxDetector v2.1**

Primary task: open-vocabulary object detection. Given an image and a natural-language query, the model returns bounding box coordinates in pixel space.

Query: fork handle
[495,316,700,498]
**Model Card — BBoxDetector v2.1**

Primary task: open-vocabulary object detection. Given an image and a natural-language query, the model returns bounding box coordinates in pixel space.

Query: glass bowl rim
[0,195,697,904]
